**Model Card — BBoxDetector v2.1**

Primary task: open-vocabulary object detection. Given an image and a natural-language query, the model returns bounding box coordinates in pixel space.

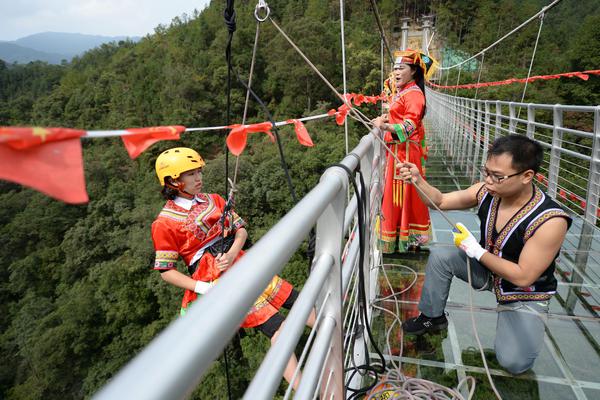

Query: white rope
[466,257,503,399]
[439,0,562,71]
[83,113,332,139]
[340,0,349,155]
[363,258,477,400]
[233,19,262,188]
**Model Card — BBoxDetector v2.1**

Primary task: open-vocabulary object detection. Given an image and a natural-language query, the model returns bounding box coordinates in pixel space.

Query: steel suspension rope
[368,0,395,64]
[439,0,562,71]
[473,53,485,101]
[517,12,546,120]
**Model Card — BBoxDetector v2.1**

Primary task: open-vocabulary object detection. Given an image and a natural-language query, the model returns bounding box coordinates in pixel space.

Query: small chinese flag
[328,104,351,126]
[226,122,274,156]
[286,119,314,147]
[121,125,185,159]
[0,127,88,203]
[353,94,365,106]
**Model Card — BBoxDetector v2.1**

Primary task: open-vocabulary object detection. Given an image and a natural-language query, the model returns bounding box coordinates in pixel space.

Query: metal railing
[94,130,384,400]
[427,90,600,227]
[93,89,599,399]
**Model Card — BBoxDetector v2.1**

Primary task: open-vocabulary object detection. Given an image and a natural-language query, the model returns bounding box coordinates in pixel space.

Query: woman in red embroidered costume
[373,50,437,253]
[151,147,314,390]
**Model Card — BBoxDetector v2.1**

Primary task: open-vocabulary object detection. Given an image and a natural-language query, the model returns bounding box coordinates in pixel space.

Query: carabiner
[254,0,270,22]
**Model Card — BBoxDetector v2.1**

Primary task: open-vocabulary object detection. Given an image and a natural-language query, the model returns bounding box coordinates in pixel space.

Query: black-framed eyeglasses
[480,167,525,184]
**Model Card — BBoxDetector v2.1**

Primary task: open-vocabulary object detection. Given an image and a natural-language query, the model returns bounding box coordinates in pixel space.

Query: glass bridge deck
[370,140,600,399]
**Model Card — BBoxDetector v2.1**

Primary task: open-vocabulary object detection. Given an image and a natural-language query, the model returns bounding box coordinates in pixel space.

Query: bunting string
[429,69,600,90]
[0,91,384,204]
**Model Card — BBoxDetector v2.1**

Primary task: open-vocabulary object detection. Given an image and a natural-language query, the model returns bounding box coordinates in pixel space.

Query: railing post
[509,102,517,134]
[547,105,563,198]
[471,100,482,183]
[526,103,535,139]
[445,94,458,162]
[358,141,374,313]
[583,106,600,225]
[303,167,347,400]
[482,101,491,181]
[495,101,502,141]
[460,98,469,171]
[466,99,475,179]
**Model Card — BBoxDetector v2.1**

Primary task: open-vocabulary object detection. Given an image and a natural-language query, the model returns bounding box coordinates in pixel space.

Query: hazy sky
[0,0,211,41]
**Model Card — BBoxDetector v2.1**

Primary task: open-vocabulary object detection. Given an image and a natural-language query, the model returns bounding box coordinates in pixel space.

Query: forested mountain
[12,32,142,58]
[0,32,142,64]
[0,1,598,399]
[0,42,68,65]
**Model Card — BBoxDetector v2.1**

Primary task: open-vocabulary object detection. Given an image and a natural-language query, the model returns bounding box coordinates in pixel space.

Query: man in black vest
[398,134,571,374]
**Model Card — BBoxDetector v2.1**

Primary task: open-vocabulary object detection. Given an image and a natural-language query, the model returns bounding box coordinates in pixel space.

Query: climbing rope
[339,0,349,155]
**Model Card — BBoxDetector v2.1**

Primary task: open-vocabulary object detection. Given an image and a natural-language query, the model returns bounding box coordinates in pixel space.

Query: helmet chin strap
[166,181,195,199]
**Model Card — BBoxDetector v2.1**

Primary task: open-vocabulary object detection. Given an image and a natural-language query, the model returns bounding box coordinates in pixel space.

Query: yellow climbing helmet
[155,147,206,186]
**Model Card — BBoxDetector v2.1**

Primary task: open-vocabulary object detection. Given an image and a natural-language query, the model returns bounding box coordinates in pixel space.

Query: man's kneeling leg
[494,301,548,374]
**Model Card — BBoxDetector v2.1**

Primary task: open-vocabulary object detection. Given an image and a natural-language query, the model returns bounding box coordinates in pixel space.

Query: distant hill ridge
[0,32,141,64]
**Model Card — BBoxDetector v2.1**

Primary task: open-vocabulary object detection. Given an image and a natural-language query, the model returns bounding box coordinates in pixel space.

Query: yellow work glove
[452,223,487,261]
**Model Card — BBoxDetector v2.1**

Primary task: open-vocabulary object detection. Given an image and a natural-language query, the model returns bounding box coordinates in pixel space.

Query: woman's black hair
[410,64,427,116]
[161,177,179,200]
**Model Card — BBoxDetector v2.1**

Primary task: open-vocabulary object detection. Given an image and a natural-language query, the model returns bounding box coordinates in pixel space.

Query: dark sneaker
[402,313,448,335]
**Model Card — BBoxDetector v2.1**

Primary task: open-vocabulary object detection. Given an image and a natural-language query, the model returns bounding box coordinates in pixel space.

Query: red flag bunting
[335,104,351,125]
[286,119,314,147]
[226,122,274,156]
[0,127,88,203]
[0,126,84,149]
[535,173,544,183]
[121,125,185,159]
[429,69,600,90]
[353,94,366,106]
[364,95,381,104]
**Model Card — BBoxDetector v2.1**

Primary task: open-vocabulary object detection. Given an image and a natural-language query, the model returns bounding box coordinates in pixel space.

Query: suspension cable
[368,0,395,63]
[439,0,562,71]
[454,65,462,98]
[517,12,545,119]
[473,53,485,100]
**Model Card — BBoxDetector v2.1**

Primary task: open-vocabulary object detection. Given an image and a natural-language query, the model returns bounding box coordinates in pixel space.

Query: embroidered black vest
[476,185,572,303]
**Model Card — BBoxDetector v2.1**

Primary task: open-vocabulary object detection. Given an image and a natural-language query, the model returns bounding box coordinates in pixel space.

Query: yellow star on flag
[32,127,51,142]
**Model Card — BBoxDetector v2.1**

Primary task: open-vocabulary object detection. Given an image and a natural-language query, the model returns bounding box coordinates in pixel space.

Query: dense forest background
[0,0,598,399]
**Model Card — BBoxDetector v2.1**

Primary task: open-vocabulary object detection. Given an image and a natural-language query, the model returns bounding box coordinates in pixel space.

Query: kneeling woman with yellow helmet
[151,147,314,390]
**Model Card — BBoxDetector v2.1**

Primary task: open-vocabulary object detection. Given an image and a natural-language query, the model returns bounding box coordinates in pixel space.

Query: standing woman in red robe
[373,50,437,253]
[151,147,314,390]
